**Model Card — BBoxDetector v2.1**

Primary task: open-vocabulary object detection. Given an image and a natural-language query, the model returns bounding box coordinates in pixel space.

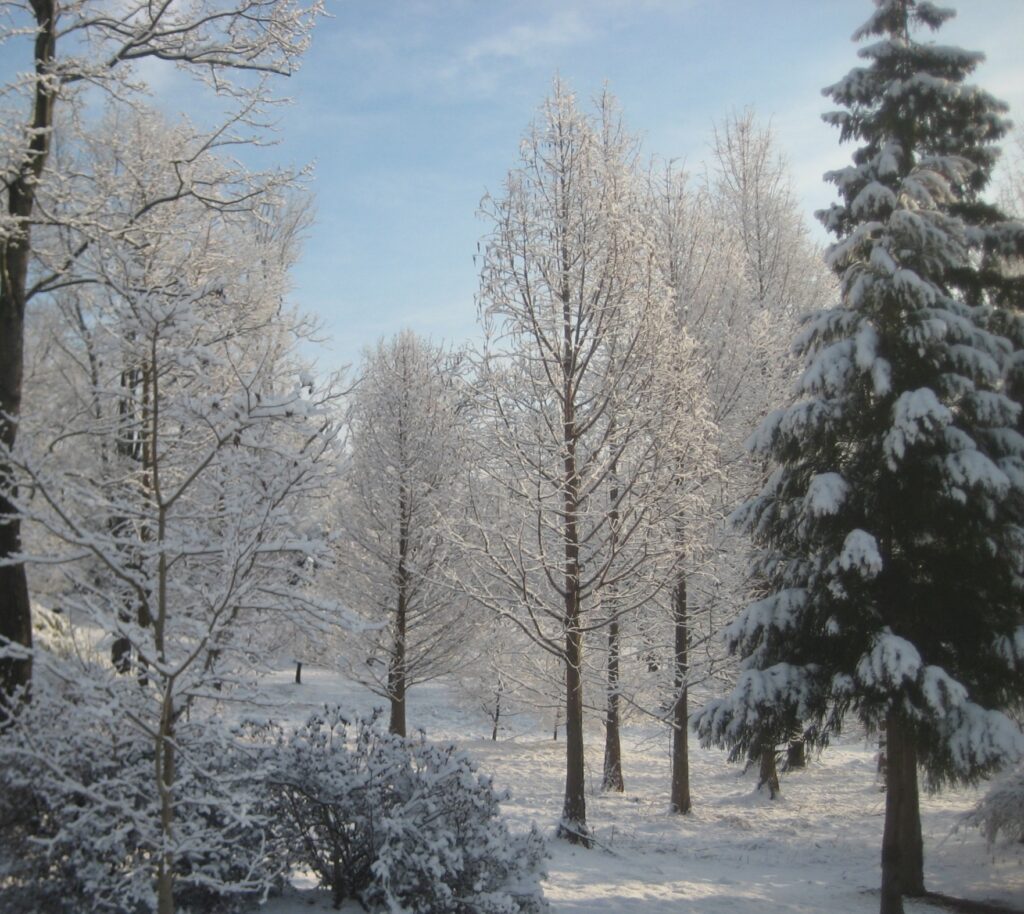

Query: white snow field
[256,666,1023,914]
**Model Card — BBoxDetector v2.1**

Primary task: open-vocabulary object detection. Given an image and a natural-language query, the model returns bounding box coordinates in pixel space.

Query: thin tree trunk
[156,702,176,914]
[111,366,143,674]
[294,660,302,685]
[555,244,589,846]
[757,742,780,799]
[669,570,691,813]
[491,683,501,741]
[877,719,888,790]
[602,618,624,792]
[0,0,57,705]
[553,706,560,741]
[602,467,624,793]
[389,482,410,738]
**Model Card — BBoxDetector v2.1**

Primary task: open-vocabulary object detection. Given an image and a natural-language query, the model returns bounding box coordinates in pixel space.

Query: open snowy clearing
[244,666,1022,914]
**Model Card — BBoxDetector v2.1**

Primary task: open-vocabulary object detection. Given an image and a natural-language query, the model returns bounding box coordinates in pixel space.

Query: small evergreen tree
[696,3,1024,913]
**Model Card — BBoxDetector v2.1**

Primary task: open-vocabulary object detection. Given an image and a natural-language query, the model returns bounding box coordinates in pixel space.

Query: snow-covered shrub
[0,662,284,913]
[264,707,548,912]
[965,765,1024,846]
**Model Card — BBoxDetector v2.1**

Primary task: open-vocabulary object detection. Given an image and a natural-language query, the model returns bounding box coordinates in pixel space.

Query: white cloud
[459,10,593,67]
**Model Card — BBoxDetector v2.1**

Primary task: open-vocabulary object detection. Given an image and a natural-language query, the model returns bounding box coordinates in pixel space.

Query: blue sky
[255,1,1024,371]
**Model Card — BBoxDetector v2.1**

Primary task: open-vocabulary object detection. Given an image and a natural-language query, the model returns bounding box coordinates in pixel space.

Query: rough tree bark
[757,742,781,800]
[602,618,624,792]
[556,275,590,846]
[388,478,411,737]
[786,731,806,770]
[561,623,589,845]
[880,709,925,913]
[491,680,502,741]
[602,471,624,793]
[880,710,907,914]
[669,568,692,813]
[0,0,57,704]
[893,718,924,897]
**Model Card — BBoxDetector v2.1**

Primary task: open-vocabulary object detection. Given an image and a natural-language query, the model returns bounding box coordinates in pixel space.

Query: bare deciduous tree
[0,0,323,702]
[465,82,680,846]
[335,330,471,737]
[7,112,341,912]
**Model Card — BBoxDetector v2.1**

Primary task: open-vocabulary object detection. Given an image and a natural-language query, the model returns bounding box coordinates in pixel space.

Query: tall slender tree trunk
[390,484,410,738]
[559,501,588,842]
[560,623,589,846]
[877,720,888,790]
[156,701,176,914]
[602,618,624,792]
[111,366,145,675]
[555,230,589,846]
[602,469,624,793]
[669,568,691,813]
[0,0,57,704]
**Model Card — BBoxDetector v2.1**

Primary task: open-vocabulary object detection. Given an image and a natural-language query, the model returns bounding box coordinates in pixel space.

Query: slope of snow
[253,667,1023,914]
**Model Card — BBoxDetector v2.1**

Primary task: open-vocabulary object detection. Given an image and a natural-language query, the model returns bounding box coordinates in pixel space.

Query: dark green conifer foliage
[696,3,1024,912]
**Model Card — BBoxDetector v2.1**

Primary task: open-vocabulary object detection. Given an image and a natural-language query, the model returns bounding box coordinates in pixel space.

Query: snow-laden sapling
[965,764,1024,846]
[264,708,548,912]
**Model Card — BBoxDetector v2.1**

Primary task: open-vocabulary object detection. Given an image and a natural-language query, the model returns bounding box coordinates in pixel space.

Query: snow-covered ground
[253,666,1023,914]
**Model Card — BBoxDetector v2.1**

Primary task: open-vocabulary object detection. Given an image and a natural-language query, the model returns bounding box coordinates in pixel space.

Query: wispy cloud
[459,10,594,68]
[430,8,597,98]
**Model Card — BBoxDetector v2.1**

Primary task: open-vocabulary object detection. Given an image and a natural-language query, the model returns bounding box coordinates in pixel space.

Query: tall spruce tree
[696,3,1024,913]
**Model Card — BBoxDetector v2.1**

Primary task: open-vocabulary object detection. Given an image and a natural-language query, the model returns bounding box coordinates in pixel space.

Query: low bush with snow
[262,707,549,913]
[0,666,282,913]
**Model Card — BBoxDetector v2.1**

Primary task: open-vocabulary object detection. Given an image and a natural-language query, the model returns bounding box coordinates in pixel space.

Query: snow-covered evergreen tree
[696,3,1024,912]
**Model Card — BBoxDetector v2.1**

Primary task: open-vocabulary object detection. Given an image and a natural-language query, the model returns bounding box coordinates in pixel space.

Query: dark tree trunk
[389,481,410,738]
[0,0,57,705]
[558,624,590,846]
[554,266,589,847]
[757,742,781,799]
[111,636,132,673]
[294,661,302,685]
[602,466,624,793]
[880,710,907,914]
[602,619,624,792]
[388,652,406,738]
[110,366,147,677]
[553,706,560,741]
[786,735,806,770]
[893,717,924,896]
[491,683,501,741]
[669,570,691,814]
[880,709,925,913]
[877,719,888,790]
